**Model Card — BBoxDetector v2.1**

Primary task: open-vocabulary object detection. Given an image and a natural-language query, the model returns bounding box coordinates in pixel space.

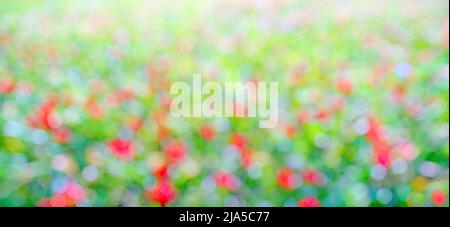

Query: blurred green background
[0,0,448,206]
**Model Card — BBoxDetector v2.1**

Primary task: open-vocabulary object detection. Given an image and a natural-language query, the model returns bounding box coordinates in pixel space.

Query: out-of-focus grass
[0,0,448,206]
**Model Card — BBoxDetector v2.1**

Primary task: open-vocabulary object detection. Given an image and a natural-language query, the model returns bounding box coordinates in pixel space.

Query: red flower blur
[240,148,254,168]
[27,96,59,130]
[214,171,240,192]
[298,197,321,207]
[38,181,87,207]
[297,109,311,124]
[108,88,135,106]
[284,124,297,138]
[230,133,247,151]
[108,138,134,160]
[315,108,330,122]
[0,77,15,94]
[366,116,392,167]
[200,124,217,141]
[301,169,323,186]
[146,179,177,207]
[52,127,72,144]
[127,116,144,133]
[164,141,187,164]
[85,97,104,119]
[277,168,299,190]
[336,77,353,95]
[153,162,169,179]
[432,190,447,206]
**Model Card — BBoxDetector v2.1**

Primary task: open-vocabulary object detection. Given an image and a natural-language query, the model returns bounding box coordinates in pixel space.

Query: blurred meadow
[0,0,448,207]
